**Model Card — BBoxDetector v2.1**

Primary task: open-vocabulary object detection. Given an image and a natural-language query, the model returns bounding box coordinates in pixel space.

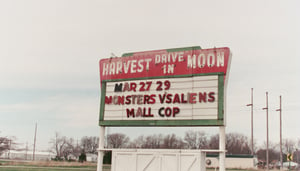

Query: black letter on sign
[158,107,164,117]
[114,83,123,92]
[126,108,135,118]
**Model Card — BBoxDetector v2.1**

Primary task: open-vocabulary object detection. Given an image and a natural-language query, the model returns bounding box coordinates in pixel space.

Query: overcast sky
[1,0,299,151]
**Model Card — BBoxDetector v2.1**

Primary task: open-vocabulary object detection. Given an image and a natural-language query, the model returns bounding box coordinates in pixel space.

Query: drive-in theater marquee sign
[99,46,231,126]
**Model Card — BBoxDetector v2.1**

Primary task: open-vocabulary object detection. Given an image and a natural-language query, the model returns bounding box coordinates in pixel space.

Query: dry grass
[1,160,97,167]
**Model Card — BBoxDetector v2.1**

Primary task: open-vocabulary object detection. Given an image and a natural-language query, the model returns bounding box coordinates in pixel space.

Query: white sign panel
[103,75,219,121]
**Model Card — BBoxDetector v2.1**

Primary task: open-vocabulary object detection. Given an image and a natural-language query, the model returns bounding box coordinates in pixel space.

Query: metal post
[262,92,269,171]
[247,88,254,155]
[97,126,105,171]
[276,96,283,171]
[219,126,226,171]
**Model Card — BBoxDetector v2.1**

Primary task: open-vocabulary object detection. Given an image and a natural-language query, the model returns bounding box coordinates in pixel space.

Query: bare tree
[71,139,81,159]
[283,138,295,153]
[129,134,185,149]
[129,134,164,149]
[162,134,185,149]
[62,138,75,160]
[184,130,208,149]
[226,133,251,154]
[81,136,98,154]
[144,134,163,149]
[49,132,75,160]
[0,137,10,155]
[106,133,129,148]
[256,148,279,163]
[208,133,252,154]
[208,134,219,149]
[128,135,146,148]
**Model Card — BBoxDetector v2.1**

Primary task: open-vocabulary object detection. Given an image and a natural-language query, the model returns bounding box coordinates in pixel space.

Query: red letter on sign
[166,94,172,103]
[123,83,130,92]
[117,96,124,105]
[144,94,156,104]
[145,81,152,91]
[189,93,197,104]
[199,92,207,103]
[181,94,188,103]
[125,95,131,104]
[173,94,180,104]
[173,107,180,117]
[159,94,166,103]
[130,82,137,92]
[149,94,156,104]
[105,96,112,104]
[208,92,215,102]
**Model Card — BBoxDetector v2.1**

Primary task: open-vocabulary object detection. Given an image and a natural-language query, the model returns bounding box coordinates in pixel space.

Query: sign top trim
[100,46,231,83]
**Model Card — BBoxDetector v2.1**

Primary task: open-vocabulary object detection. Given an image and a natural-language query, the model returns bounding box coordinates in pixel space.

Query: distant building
[86,153,97,162]
[0,150,56,161]
[206,154,258,169]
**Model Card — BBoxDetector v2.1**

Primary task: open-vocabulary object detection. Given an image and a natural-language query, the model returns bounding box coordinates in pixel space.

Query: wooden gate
[111,149,206,171]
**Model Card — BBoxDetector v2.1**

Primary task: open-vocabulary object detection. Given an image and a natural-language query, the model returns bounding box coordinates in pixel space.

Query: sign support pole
[97,126,105,171]
[219,126,226,171]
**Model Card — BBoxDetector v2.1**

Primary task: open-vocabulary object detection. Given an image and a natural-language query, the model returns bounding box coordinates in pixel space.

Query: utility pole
[25,142,28,160]
[8,139,11,159]
[247,88,254,155]
[33,123,37,161]
[276,96,283,171]
[296,149,299,167]
[262,92,269,171]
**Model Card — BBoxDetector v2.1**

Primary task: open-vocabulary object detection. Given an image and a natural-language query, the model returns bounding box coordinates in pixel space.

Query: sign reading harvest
[99,46,231,126]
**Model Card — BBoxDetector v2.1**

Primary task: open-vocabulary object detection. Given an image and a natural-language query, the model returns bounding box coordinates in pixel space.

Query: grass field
[0,167,268,171]
[0,167,97,171]
[0,160,281,171]
[0,160,111,171]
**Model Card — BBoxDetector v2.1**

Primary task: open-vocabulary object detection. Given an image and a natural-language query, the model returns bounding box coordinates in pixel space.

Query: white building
[206,154,258,169]
[86,153,97,162]
[0,150,56,161]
